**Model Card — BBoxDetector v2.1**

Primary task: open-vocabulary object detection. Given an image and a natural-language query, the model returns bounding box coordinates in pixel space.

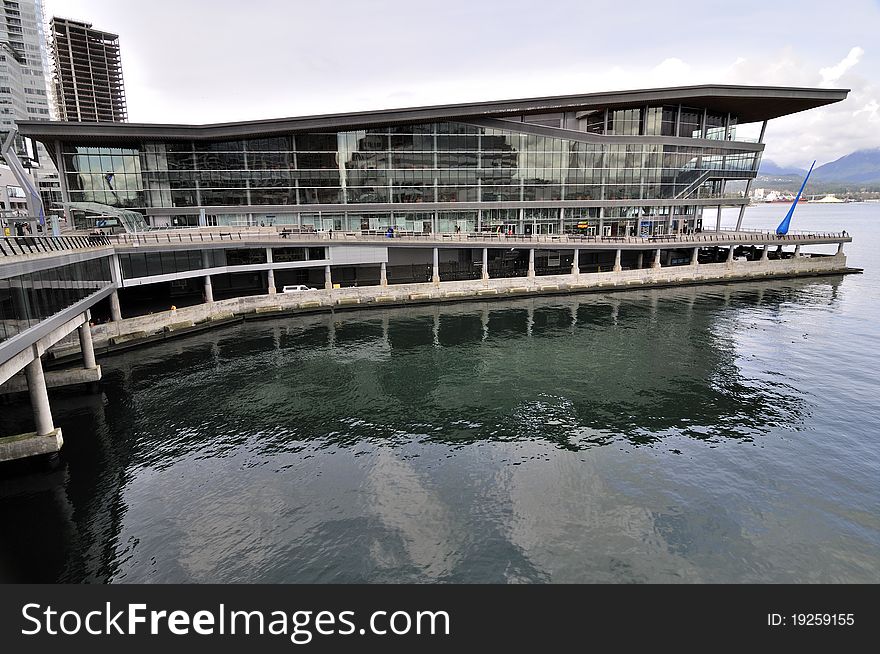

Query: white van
[282,284,317,293]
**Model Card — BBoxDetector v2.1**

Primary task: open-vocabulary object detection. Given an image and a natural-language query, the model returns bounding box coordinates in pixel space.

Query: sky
[43,0,880,166]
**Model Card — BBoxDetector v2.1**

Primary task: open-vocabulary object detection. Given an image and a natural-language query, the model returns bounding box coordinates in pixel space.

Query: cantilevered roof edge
[18,84,849,142]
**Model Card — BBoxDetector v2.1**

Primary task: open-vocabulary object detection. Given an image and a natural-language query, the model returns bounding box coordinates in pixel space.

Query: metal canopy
[62,202,149,233]
[18,85,848,144]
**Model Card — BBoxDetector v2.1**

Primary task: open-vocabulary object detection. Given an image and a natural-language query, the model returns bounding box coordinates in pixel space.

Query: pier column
[324,265,333,290]
[109,290,122,321]
[528,248,535,277]
[571,248,580,277]
[794,244,801,256]
[726,246,735,263]
[204,275,214,303]
[761,244,769,261]
[482,248,489,281]
[78,321,96,370]
[837,241,844,255]
[613,248,622,272]
[651,248,662,269]
[432,247,440,284]
[25,353,55,436]
[267,269,276,294]
[380,261,388,286]
[691,247,700,265]
[636,251,644,269]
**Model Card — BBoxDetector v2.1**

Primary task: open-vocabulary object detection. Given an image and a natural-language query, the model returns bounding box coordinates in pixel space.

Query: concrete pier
[692,247,700,265]
[324,264,333,290]
[432,248,440,284]
[613,249,622,272]
[267,268,276,294]
[483,248,490,282]
[204,275,214,303]
[572,248,580,277]
[110,289,122,321]
[79,322,96,370]
[652,249,662,269]
[380,261,388,286]
[2,352,65,463]
[528,249,535,277]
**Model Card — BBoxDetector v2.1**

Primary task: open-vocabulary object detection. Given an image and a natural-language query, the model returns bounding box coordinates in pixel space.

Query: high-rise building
[0,0,52,129]
[49,16,126,123]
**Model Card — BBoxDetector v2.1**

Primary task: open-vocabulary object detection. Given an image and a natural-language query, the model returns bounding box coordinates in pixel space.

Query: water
[1,203,878,583]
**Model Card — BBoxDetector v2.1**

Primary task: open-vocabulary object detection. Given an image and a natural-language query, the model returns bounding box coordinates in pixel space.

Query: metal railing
[0,235,112,257]
[107,228,851,249]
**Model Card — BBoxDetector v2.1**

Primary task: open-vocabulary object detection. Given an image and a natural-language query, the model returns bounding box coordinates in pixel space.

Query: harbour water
[1,203,878,583]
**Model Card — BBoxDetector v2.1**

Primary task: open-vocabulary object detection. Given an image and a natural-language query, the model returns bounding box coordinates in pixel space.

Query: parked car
[282,284,317,293]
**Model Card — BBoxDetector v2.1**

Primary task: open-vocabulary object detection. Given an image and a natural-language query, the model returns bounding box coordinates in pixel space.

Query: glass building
[19,85,848,235]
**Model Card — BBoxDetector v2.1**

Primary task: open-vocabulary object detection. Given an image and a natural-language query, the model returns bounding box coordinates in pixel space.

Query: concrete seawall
[48,254,857,360]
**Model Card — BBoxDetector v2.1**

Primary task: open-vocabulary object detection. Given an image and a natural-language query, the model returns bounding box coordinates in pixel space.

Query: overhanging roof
[20,84,848,143]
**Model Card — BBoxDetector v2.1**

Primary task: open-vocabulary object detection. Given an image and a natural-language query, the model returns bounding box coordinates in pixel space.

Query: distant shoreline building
[49,17,127,123]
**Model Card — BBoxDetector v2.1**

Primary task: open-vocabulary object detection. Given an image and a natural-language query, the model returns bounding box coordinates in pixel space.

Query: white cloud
[819,47,864,87]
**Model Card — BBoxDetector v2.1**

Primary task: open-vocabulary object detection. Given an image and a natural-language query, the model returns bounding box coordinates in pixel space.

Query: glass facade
[0,256,113,342]
[56,102,758,234]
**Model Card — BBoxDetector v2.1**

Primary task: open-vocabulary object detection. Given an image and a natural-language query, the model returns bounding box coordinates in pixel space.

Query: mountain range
[759,148,880,186]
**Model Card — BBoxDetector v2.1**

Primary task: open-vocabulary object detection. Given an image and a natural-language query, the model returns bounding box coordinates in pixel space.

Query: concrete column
[204,275,214,303]
[380,261,388,286]
[432,247,440,283]
[24,354,54,436]
[109,290,122,321]
[837,241,844,255]
[691,247,700,265]
[636,251,644,269]
[715,205,723,232]
[571,248,580,276]
[267,268,276,294]
[324,265,333,290]
[78,322,96,369]
[761,244,769,261]
[528,248,535,277]
[794,244,801,256]
[613,248,622,272]
[482,248,489,281]
[651,248,662,269]
[727,246,735,263]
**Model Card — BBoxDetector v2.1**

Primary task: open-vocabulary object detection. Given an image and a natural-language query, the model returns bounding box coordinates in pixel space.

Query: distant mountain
[812,148,880,184]
[759,160,807,176]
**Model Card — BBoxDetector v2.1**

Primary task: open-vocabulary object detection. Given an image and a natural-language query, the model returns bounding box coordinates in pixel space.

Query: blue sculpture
[776,160,816,235]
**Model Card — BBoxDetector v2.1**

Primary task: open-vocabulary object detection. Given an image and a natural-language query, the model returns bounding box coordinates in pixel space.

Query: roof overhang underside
[19,84,848,145]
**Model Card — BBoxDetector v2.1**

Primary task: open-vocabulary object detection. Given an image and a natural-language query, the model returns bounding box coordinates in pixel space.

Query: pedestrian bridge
[0,237,115,462]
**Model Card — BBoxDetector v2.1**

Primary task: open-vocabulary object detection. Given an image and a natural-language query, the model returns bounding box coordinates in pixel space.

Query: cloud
[819,47,864,87]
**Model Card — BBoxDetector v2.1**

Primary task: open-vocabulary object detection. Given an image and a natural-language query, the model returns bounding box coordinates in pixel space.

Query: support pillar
[432,247,440,284]
[78,321,96,369]
[636,251,644,269]
[380,261,388,286]
[482,248,489,281]
[794,244,801,256]
[651,248,661,269]
[761,244,769,261]
[527,248,535,277]
[204,275,214,303]
[109,289,122,321]
[691,247,699,265]
[727,246,735,263]
[837,241,844,255]
[324,265,333,290]
[24,354,54,436]
[267,268,276,294]
[715,205,723,232]
[613,248,622,272]
[571,248,580,277]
